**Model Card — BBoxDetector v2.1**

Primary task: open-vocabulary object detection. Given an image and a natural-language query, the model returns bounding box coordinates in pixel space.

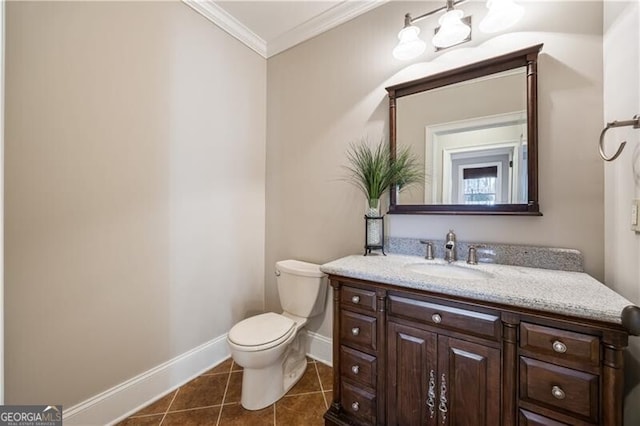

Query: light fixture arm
[403,0,468,27]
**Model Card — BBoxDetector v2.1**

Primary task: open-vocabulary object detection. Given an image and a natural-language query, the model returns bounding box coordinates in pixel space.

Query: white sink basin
[404,262,491,280]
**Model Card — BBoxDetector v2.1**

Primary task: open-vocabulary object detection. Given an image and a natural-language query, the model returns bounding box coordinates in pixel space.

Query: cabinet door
[387,322,438,426]
[437,336,501,426]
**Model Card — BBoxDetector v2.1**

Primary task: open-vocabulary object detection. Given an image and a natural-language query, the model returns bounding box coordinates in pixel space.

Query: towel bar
[599,115,640,162]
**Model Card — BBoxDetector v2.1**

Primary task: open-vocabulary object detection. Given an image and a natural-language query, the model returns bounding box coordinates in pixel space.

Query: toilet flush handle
[275,270,281,277]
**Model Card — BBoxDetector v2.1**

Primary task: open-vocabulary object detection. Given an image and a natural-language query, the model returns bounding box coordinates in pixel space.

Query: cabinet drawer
[519,357,598,422]
[341,380,376,424]
[519,409,569,426]
[340,310,377,352]
[342,285,376,312]
[388,294,501,340]
[340,345,376,388]
[520,322,599,366]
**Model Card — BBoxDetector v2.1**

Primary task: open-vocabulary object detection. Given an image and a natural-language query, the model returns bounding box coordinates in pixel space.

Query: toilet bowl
[227,260,327,410]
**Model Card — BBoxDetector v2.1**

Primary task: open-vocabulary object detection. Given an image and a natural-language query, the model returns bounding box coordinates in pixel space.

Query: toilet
[227,259,328,410]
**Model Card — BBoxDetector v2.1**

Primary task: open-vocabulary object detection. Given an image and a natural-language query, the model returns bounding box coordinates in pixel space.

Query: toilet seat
[228,312,296,352]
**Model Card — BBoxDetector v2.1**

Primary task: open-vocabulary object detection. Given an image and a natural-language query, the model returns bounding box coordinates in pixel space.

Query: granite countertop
[320,254,634,325]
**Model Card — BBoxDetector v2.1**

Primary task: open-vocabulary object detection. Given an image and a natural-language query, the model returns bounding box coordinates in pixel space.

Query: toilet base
[240,332,307,410]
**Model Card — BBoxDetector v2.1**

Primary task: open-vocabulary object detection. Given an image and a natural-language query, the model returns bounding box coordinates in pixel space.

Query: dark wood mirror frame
[387,44,543,215]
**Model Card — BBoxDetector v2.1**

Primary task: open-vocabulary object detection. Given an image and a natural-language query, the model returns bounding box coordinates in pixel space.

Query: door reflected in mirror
[397,69,527,206]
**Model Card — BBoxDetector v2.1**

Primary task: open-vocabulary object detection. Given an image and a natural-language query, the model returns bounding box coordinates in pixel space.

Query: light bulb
[479,0,524,33]
[432,9,471,49]
[393,25,427,60]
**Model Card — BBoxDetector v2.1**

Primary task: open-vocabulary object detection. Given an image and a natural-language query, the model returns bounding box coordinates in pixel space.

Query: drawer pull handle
[351,401,360,412]
[432,313,442,324]
[426,369,436,419]
[351,365,360,375]
[552,340,567,353]
[351,327,360,336]
[351,295,360,304]
[551,385,566,400]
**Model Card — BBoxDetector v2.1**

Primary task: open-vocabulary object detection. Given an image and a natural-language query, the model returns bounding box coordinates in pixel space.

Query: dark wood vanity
[324,275,635,426]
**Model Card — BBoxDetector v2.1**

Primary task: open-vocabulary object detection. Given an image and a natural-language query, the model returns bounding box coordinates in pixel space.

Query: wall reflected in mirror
[396,68,527,206]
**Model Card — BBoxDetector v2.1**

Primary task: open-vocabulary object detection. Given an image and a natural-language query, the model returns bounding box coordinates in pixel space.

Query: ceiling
[216,1,342,42]
[183,0,387,58]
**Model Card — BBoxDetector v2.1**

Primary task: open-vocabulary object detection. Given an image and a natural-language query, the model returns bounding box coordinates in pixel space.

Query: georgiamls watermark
[0,405,62,426]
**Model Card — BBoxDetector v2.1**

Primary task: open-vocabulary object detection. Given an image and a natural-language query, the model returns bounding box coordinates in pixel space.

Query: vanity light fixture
[432,2,471,49]
[392,0,525,60]
[392,20,427,61]
[479,0,525,33]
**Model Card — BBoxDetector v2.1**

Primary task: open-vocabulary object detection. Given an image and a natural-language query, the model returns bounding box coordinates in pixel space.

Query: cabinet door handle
[351,365,360,375]
[552,340,567,353]
[439,373,448,424]
[351,401,360,412]
[432,313,442,324]
[551,385,566,400]
[426,369,436,419]
[351,327,360,336]
[351,295,360,304]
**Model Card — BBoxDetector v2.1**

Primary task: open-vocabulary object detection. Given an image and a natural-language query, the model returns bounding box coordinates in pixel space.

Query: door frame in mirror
[387,44,543,215]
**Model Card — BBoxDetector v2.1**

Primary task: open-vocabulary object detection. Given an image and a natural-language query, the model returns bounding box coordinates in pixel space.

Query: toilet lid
[228,312,295,348]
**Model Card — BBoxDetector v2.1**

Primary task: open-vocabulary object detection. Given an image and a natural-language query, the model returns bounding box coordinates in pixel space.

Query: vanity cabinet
[387,322,500,425]
[386,293,502,426]
[324,276,630,426]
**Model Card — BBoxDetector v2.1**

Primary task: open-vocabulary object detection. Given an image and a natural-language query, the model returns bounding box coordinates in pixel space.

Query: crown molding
[182,0,267,58]
[183,1,387,59]
[267,0,388,57]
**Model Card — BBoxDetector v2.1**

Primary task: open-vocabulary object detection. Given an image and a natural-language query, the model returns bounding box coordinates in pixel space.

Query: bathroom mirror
[387,44,542,215]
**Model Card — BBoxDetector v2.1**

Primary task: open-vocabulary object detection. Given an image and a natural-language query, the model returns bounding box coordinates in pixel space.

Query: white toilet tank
[276,260,328,318]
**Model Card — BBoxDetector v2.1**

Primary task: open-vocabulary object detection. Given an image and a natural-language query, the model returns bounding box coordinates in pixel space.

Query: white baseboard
[63,334,231,426]
[304,330,333,366]
[62,330,333,425]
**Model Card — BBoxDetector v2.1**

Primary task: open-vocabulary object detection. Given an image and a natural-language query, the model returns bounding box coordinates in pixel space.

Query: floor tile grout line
[314,362,329,409]
[127,413,166,420]
[162,399,252,415]
[230,359,243,373]
[314,362,325,393]
[216,370,233,425]
[273,402,277,426]
[163,403,226,415]
[158,389,179,426]
[284,390,326,397]
[200,371,234,377]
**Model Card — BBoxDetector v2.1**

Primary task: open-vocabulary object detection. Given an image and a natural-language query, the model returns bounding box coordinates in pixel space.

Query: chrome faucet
[444,230,457,263]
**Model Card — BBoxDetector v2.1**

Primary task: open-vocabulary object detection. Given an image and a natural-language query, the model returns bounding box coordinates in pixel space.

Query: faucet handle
[467,245,478,265]
[419,240,434,260]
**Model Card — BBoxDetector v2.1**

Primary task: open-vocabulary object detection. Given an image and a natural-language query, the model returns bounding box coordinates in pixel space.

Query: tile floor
[117,357,333,426]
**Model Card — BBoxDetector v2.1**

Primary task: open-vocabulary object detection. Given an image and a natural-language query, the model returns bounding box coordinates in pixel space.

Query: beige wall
[5,1,266,407]
[603,1,640,423]
[266,0,605,338]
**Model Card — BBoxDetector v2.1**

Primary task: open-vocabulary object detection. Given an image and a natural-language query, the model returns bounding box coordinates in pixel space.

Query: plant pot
[366,198,381,217]
[365,198,382,246]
